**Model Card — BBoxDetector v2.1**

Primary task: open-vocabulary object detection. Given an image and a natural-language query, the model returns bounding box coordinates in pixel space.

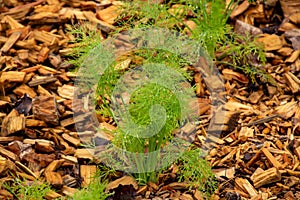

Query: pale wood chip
[80,165,97,187]
[13,84,37,98]
[230,1,250,18]
[106,176,138,192]
[0,71,26,83]
[45,171,63,188]
[0,31,21,53]
[96,5,121,24]
[257,34,283,51]
[275,101,297,119]
[1,116,25,136]
[61,185,77,197]
[251,167,281,188]
[57,84,74,100]
[74,149,94,160]
[235,177,258,197]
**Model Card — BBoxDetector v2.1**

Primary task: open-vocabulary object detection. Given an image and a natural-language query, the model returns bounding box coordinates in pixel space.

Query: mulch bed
[1,0,300,199]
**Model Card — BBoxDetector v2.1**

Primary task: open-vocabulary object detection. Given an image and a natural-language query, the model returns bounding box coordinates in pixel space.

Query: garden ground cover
[1,0,300,199]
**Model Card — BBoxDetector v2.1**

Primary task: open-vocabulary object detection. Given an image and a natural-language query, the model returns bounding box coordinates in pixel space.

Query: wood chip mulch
[1,0,300,199]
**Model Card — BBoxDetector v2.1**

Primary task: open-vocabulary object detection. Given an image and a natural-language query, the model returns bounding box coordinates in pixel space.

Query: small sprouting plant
[116,0,276,86]
[71,179,111,200]
[117,0,236,57]
[115,1,181,30]
[177,147,218,197]
[217,33,276,85]
[71,167,113,200]
[3,177,52,200]
[111,85,182,183]
[66,23,103,67]
[96,48,195,184]
[185,0,236,57]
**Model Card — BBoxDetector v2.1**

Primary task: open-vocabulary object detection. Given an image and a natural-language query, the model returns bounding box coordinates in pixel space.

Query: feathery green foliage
[3,177,51,200]
[66,0,271,197]
[217,33,276,85]
[183,0,235,57]
[71,166,113,200]
[99,48,194,184]
[66,23,102,67]
[72,179,111,200]
[177,147,218,197]
[117,0,235,57]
